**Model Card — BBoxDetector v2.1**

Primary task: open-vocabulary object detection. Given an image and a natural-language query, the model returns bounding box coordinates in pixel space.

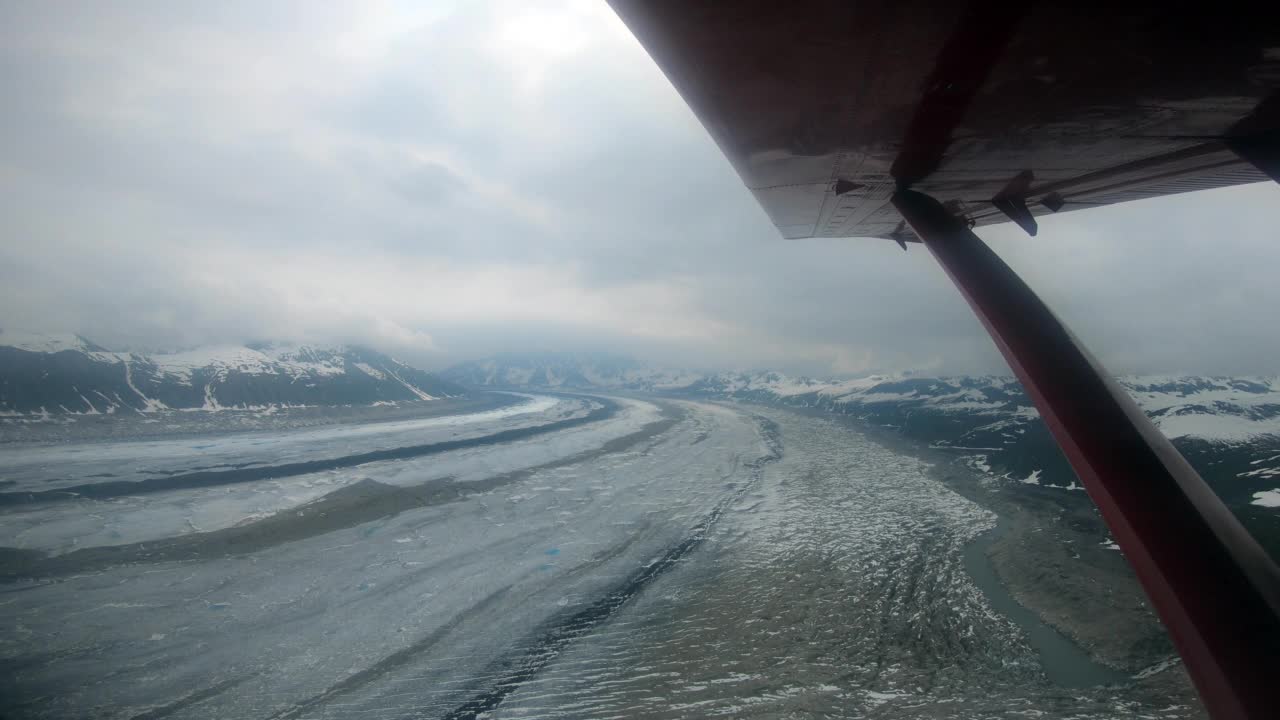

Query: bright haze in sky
[1,0,1278,376]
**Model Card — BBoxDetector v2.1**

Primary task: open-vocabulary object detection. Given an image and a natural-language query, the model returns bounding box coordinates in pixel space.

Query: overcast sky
[2,0,1278,376]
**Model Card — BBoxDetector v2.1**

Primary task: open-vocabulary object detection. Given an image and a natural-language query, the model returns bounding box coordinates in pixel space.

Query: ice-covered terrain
[444,355,1280,530]
[0,392,1200,718]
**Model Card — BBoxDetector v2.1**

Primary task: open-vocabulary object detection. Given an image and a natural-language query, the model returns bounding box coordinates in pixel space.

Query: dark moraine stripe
[0,397,619,506]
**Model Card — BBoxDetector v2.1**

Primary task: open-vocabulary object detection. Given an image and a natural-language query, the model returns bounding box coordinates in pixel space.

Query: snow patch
[201,384,223,412]
[354,362,386,381]
[1251,489,1280,508]
[123,358,168,412]
[864,690,909,705]
[1132,656,1181,680]
[385,370,436,401]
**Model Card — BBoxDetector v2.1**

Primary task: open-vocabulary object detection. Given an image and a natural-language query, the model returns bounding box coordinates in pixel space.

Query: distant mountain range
[442,353,1280,519]
[440,352,707,392]
[442,353,1280,441]
[0,330,464,415]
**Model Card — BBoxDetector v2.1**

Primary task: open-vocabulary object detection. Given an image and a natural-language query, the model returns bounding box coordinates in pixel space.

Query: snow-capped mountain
[0,331,465,415]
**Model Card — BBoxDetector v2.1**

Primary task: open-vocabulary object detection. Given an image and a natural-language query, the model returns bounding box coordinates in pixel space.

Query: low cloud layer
[2,1,1278,376]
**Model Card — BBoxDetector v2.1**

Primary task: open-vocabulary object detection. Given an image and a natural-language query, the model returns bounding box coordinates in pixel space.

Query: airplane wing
[608,0,1279,241]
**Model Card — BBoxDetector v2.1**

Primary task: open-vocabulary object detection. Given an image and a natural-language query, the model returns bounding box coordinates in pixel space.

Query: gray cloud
[2,0,1278,377]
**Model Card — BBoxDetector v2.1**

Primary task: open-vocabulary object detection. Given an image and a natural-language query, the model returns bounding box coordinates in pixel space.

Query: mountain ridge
[0,330,464,415]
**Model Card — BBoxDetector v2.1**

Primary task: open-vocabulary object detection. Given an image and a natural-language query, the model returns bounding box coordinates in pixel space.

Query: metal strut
[892,189,1280,720]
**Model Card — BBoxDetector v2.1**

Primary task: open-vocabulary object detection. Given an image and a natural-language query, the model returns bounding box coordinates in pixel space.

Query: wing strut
[893,188,1280,720]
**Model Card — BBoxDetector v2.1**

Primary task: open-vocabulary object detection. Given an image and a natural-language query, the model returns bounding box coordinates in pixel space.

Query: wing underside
[609,0,1279,241]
